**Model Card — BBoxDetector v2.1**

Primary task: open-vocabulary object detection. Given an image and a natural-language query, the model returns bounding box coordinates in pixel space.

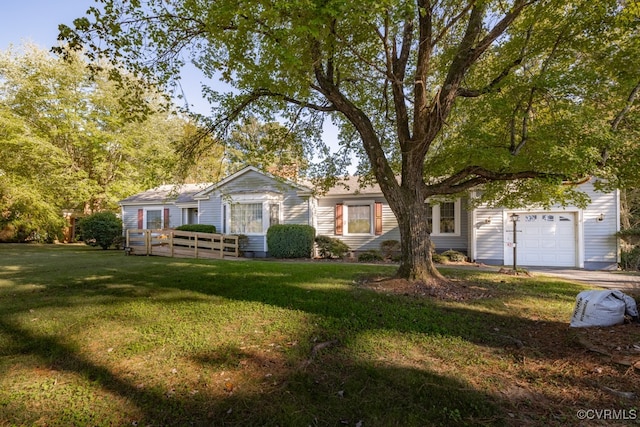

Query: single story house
[119,166,620,270]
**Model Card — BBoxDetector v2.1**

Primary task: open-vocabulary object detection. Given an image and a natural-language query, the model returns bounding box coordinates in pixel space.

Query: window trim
[342,199,375,236]
[222,194,283,236]
[142,206,168,230]
[426,199,461,237]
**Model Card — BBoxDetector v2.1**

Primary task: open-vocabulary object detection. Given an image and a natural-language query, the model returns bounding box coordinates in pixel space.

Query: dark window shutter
[163,208,170,229]
[137,209,144,229]
[335,204,343,235]
[374,202,383,235]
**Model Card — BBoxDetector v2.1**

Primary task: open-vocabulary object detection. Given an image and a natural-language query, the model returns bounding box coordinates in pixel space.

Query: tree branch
[456,57,522,97]
[427,166,565,195]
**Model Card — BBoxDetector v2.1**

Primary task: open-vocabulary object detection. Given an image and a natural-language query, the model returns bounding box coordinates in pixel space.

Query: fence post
[170,230,174,257]
[145,230,151,256]
[194,233,199,259]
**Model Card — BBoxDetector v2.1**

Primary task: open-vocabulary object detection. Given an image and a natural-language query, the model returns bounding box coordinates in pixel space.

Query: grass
[0,244,638,426]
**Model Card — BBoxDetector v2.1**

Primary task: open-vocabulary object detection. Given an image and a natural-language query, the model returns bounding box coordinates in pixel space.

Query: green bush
[315,235,350,258]
[621,247,640,271]
[358,250,383,262]
[175,224,217,233]
[432,253,449,263]
[267,224,315,258]
[77,212,122,250]
[441,249,467,262]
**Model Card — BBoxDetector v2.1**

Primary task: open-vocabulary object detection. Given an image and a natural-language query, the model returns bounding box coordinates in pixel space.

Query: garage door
[504,213,577,267]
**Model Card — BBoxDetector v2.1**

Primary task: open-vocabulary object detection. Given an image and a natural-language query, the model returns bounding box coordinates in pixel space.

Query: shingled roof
[119,183,212,205]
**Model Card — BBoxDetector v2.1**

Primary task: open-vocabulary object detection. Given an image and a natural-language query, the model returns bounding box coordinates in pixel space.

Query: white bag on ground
[570,290,639,328]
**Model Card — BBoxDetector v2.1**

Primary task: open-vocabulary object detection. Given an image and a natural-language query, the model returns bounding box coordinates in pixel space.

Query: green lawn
[0,244,636,426]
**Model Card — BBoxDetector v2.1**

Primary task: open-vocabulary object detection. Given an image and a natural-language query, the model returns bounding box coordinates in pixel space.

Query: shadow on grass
[0,245,593,425]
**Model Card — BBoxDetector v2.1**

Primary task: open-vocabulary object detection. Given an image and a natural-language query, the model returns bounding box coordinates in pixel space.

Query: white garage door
[505,213,577,267]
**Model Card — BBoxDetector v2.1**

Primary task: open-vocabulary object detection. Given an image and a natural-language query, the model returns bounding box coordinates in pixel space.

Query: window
[146,210,162,229]
[425,200,460,236]
[440,202,455,233]
[348,205,371,234]
[224,195,283,235]
[230,203,263,234]
[335,201,383,236]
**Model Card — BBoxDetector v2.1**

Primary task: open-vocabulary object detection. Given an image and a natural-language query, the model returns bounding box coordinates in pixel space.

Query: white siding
[472,208,505,264]
[472,180,619,270]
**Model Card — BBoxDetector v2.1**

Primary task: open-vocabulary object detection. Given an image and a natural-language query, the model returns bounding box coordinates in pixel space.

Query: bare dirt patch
[356,274,493,301]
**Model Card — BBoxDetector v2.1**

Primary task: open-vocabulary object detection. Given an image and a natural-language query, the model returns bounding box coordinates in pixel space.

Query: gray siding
[121,204,182,231]
[316,196,468,254]
[197,197,222,231]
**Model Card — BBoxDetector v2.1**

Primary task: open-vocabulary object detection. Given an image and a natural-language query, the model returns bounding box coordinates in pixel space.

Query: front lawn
[0,244,638,426]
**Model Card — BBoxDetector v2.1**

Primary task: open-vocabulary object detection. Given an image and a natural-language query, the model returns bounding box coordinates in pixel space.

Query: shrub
[380,240,400,260]
[621,247,640,271]
[77,212,122,250]
[267,224,315,258]
[358,250,383,262]
[175,224,217,233]
[432,252,448,263]
[441,249,467,262]
[315,235,350,258]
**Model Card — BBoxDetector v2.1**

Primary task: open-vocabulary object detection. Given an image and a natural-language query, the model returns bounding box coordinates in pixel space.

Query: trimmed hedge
[175,224,217,233]
[267,224,315,258]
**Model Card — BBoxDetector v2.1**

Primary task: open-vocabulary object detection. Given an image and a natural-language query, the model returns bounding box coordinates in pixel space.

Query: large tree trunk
[393,197,445,283]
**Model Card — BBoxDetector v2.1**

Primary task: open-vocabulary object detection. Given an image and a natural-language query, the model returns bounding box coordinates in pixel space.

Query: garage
[504,212,577,267]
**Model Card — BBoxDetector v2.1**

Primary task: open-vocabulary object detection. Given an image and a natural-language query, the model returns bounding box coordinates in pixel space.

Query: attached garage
[504,212,578,267]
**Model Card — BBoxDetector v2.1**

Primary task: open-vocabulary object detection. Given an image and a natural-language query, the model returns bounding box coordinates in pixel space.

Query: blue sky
[0,1,214,115]
[0,1,88,52]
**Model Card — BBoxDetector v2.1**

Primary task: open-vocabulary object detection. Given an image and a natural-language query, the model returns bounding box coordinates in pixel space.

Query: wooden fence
[125,229,239,259]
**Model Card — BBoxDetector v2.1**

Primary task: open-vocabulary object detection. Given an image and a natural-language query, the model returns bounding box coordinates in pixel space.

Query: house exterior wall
[471,181,619,270]
[119,169,619,269]
[316,196,469,255]
[197,169,312,256]
[121,204,182,230]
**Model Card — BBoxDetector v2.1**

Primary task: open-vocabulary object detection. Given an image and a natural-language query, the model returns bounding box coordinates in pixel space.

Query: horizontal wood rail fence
[125,229,239,259]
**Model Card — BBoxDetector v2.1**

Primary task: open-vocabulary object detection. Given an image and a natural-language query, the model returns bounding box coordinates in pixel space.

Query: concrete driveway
[527,268,640,291]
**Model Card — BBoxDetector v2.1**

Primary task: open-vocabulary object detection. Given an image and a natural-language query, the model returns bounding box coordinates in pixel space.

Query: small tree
[78,212,122,250]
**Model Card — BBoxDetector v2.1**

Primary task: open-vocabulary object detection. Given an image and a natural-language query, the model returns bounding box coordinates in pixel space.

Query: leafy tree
[77,211,122,249]
[0,44,190,240]
[59,0,639,282]
[228,117,308,180]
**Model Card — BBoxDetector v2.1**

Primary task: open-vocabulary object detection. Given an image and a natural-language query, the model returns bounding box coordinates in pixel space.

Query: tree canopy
[59,0,639,281]
[0,44,191,241]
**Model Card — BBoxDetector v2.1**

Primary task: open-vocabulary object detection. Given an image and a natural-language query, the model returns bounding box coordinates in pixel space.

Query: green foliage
[0,44,192,240]
[267,224,315,258]
[175,224,217,233]
[432,253,449,264]
[77,212,123,250]
[315,235,350,259]
[620,247,640,271]
[358,250,383,263]
[441,250,467,263]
